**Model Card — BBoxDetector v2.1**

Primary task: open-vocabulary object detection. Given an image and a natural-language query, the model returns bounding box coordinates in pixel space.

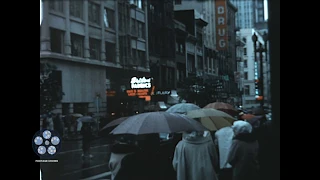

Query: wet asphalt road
[40,137,112,180]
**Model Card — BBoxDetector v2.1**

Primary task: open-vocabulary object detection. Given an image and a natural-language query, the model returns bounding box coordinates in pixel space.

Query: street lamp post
[262,32,269,107]
[252,32,267,108]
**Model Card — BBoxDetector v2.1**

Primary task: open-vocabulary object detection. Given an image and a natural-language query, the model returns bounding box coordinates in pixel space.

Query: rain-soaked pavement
[40,137,112,180]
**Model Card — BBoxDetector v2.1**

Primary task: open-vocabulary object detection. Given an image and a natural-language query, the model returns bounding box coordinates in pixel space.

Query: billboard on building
[215,0,228,50]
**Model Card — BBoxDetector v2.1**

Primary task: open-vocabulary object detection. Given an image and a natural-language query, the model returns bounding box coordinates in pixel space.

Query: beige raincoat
[172,132,219,180]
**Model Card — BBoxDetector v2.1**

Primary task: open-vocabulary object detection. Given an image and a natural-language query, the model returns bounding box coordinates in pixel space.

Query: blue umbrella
[166,103,201,114]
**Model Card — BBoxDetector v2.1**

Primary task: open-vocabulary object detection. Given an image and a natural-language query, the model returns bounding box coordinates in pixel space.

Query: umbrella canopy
[99,117,129,135]
[204,102,234,109]
[241,114,255,120]
[77,116,96,123]
[204,102,238,117]
[70,113,83,118]
[186,108,235,131]
[166,103,201,114]
[110,111,208,135]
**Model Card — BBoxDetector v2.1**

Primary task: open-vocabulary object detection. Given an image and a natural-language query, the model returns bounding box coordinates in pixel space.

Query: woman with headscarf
[172,131,219,180]
[227,121,259,180]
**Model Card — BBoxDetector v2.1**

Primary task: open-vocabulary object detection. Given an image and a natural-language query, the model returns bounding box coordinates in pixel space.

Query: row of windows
[49,28,116,62]
[49,1,116,30]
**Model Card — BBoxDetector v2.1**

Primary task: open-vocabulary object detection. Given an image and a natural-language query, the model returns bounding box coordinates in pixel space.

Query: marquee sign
[130,77,152,89]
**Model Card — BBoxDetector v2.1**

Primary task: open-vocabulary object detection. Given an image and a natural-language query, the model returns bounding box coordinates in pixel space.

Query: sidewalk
[62,134,101,141]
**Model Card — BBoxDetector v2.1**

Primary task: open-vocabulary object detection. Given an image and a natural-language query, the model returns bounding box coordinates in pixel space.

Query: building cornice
[40,52,150,73]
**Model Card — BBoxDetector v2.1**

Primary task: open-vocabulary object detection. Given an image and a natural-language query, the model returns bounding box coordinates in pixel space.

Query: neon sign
[130,77,152,89]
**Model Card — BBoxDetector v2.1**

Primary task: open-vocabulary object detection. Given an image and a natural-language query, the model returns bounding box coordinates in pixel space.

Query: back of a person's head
[232,121,253,136]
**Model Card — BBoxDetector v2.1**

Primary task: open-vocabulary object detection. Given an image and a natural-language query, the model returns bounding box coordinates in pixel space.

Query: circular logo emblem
[32,129,61,158]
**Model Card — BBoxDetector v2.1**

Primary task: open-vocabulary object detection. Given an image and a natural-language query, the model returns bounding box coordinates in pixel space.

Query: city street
[40,137,112,180]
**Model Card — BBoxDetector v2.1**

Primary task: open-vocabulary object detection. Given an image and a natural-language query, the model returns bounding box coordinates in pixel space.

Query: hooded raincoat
[172,131,219,180]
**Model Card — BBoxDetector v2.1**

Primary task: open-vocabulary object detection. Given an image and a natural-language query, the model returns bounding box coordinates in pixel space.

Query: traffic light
[254,79,263,101]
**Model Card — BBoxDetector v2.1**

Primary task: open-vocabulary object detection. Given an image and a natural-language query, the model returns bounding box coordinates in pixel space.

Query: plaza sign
[215,0,228,50]
[130,77,152,89]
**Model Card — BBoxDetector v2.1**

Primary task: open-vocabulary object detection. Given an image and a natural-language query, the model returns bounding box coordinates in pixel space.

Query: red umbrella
[204,102,238,117]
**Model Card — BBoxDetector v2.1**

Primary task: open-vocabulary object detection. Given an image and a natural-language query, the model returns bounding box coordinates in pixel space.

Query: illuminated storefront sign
[130,77,152,89]
[155,91,171,95]
[126,89,151,101]
[106,90,116,97]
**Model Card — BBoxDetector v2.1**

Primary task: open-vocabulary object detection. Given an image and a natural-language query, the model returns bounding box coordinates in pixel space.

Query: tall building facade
[238,28,267,108]
[230,0,265,29]
[148,0,176,90]
[174,0,218,76]
[40,0,108,116]
[106,0,150,117]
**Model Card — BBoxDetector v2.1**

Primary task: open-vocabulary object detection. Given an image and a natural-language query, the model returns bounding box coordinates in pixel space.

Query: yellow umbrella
[186,108,235,131]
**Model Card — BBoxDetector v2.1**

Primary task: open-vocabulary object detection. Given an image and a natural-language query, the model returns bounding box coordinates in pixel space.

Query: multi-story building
[225,0,239,104]
[238,28,267,109]
[230,0,265,29]
[40,0,107,116]
[174,0,218,77]
[174,19,188,89]
[105,0,150,117]
[235,32,247,106]
[174,9,208,78]
[147,0,176,104]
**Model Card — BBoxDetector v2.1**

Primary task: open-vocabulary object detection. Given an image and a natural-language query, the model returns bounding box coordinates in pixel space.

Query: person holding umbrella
[81,123,93,158]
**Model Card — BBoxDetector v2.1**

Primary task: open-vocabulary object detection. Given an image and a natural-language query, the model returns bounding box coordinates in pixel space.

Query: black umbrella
[110,111,208,135]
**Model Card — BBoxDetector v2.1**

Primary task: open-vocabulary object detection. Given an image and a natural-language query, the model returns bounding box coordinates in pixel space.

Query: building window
[258,10,264,16]
[197,56,203,70]
[49,0,63,13]
[62,103,70,115]
[138,22,145,39]
[243,48,247,55]
[89,38,101,60]
[71,33,84,57]
[70,1,83,19]
[130,0,143,9]
[73,103,89,115]
[244,72,248,80]
[131,19,136,35]
[243,60,248,68]
[244,85,250,95]
[104,8,115,29]
[176,42,179,52]
[137,50,146,67]
[50,28,64,54]
[259,17,264,22]
[88,2,100,25]
[105,42,116,63]
[175,0,182,5]
[180,44,184,54]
